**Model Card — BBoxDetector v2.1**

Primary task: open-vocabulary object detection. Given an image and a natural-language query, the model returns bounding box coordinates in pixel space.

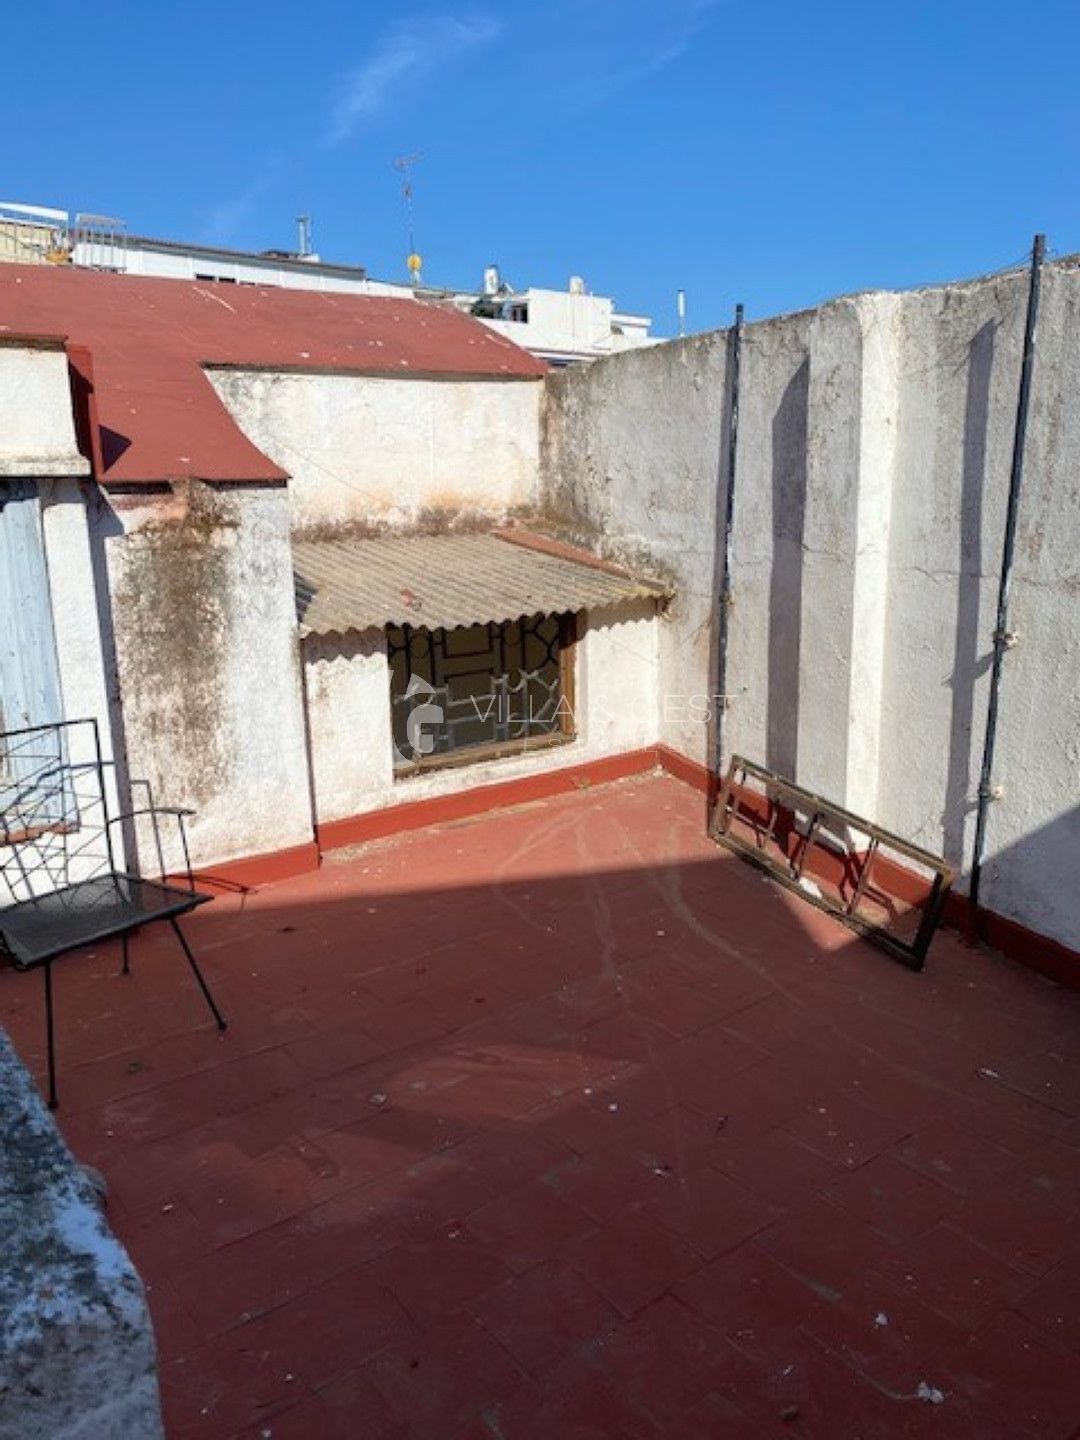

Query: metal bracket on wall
[709,755,955,970]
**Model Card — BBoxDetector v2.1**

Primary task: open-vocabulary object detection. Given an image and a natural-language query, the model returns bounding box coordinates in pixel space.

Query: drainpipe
[969,233,1046,916]
[714,302,744,785]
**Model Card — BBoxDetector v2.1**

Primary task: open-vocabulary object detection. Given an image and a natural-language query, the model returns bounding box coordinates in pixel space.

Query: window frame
[388,612,578,779]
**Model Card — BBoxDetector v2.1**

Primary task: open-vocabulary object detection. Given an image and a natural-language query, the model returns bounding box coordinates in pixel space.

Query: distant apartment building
[0,202,654,364]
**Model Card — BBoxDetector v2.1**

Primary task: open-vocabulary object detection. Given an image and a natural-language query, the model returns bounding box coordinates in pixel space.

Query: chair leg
[121,931,131,977]
[43,960,58,1110]
[169,918,227,1032]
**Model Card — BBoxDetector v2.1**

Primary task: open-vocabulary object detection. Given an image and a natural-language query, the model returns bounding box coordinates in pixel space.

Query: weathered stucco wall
[208,370,542,533]
[541,258,1080,954]
[303,600,661,825]
[879,263,1080,948]
[542,334,726,766]
[100,481,313,870]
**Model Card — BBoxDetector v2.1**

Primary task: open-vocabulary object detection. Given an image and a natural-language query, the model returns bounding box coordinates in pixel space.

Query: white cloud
[562,0,723,111]
[327,12,501,145]
[204,158,284,244]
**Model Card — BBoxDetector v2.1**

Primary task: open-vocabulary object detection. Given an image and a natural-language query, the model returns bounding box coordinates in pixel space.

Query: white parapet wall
[207,370,542,533]
[0,342,90,479]
[541,257,1080,955]
[0,1030,164,1440]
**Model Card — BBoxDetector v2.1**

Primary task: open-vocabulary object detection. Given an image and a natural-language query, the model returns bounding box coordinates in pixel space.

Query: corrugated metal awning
[293,531,670,637]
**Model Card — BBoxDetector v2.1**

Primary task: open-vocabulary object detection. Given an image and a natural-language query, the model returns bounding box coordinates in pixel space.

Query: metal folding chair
[0,719,226,1108]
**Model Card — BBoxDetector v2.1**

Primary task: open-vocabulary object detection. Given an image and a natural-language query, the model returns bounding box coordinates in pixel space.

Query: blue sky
[4,0,1079,333]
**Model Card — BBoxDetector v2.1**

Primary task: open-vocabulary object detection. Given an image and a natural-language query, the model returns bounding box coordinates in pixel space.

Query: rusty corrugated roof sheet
[0,265,546,486]
[293,532,670,636]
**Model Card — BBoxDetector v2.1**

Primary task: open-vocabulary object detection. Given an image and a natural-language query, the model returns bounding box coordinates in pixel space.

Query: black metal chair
[0,719,226,1108]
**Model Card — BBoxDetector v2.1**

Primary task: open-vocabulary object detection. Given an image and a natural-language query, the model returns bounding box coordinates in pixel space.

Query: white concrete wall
[99,481,314,871]
[541,258,1080,954]
[303,599,660,825]
[878,262,1080,948]
[542,333,727,766]
[0,343,88,478]
[207,370,542,534]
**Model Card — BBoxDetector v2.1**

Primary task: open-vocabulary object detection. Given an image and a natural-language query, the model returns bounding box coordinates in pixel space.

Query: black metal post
[714,302,744,781]
[969,233,1046,915]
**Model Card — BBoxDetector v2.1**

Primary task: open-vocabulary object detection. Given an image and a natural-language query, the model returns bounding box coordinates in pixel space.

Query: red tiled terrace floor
[4,773,1080,1439]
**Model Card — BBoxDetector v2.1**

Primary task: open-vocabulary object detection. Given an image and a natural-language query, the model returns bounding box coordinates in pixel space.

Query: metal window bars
[388,616,569,771]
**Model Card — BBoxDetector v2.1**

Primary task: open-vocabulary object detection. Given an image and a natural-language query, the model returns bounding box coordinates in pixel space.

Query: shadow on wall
[943,320,998,872]
[976,801,1080,970]
[84,489,138,864]
[766,358,809,781]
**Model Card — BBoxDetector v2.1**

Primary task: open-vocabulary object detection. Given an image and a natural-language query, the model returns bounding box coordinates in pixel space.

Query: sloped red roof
[0,265,546,485]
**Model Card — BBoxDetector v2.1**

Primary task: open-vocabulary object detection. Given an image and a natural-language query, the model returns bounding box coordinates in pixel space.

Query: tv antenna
[392,152,424,285]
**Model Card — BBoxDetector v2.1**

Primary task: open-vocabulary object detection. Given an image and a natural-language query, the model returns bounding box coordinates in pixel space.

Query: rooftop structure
[0,264,543,484]
[0,203,654,363]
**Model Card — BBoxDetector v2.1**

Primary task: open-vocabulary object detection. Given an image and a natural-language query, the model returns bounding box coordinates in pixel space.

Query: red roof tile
[0,265,546,485]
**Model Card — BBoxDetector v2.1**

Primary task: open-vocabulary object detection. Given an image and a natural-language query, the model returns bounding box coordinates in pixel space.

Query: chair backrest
[0,719,117,907]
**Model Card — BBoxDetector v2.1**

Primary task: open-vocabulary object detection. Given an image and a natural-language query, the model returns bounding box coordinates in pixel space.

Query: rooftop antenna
[392,152,424,285]
[296,214,312,257]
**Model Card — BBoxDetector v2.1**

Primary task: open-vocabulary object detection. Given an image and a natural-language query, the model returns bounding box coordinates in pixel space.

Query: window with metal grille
[387,614,576,774]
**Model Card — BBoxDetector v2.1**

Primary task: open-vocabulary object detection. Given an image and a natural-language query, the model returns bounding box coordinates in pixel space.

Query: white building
[0,203,655,364]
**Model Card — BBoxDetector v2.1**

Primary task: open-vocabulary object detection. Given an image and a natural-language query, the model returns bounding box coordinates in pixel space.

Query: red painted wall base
[190,841,321,893]
[184,740,1078,990]
[316,748,660,852]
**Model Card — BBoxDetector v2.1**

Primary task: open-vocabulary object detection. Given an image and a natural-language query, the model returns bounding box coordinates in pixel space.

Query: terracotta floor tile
[756,1196,899,1301]
[582,1294,761,1429]
[643,1164,778,1258]
[781,1090,913,1170]
[1014,1252,1080,1348]
[942,1177,1080,1275]
[362,1315,532,1440]
[557,1206,703,1318]
[872,1221,1037,1331]
[465,1179,596,1273]
[711,1126,841,1206]
[495,1359,662,1440]
[891,1119,1023,1196]
[363,1227,512,1324]
[468,1261,619,1377]
[1,774,1077,1439]
[822,1150,962,1242]
[675,1241,836,1370]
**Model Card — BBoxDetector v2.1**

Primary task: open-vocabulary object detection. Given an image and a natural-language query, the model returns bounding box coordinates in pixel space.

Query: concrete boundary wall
[540,257,1080,956]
